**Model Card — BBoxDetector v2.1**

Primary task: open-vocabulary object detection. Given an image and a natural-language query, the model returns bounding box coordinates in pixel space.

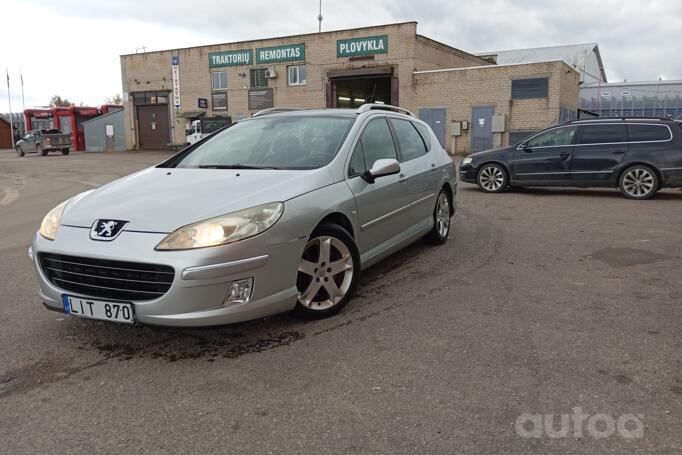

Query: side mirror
[361,158,401,184]
[520,143,532,153]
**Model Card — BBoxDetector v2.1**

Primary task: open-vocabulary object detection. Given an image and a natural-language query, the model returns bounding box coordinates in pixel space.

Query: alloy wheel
[622,168,655,198]
[297,235,354,310]
[436,192,450,238]
[479,166,505,192]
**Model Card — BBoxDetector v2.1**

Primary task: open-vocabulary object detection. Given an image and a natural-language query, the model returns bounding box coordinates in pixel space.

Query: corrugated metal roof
[476,43,606,81]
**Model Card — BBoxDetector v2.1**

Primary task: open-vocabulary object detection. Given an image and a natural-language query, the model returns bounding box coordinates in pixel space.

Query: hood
[469,145,514,161]
[60,166,333,233]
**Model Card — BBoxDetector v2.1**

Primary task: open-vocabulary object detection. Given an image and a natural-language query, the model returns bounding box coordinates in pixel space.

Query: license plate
[62,295,134,324]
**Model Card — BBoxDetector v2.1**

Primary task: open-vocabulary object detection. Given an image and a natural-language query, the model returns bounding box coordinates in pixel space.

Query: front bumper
[458,164,477,183]
[32,226,306,327]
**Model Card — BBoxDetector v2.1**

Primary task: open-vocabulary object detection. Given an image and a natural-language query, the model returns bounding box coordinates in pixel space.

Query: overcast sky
[2,0,681,112]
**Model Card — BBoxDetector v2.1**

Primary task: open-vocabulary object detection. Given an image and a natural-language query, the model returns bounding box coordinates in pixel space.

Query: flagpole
[6,68,15,149]
[20,68,25,112]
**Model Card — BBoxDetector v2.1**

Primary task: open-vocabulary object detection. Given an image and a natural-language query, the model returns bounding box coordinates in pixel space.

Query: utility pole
[20,68,25,112]
[6,68,15,148]
[317,0,323,33]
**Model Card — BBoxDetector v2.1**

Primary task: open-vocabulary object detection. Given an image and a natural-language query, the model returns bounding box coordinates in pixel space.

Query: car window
[413,122,432,151]
[360,118,398,169]
[348,140,367,177]
[578,124,627,144]
[527,126,577,147]
[627,124,671,142]
[167,116,353,170]
[390,118,427,162]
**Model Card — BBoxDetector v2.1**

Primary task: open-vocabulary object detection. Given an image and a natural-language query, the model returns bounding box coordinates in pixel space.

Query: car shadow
[55,239,431,363]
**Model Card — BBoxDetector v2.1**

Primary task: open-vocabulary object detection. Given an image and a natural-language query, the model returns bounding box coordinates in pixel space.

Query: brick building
[120,22,580,154]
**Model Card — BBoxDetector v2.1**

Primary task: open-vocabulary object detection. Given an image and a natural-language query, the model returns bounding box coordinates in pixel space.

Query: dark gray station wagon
[459,118,682,199]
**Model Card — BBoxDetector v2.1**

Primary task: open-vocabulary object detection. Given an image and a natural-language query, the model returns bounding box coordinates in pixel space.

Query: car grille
[39,253,175,301]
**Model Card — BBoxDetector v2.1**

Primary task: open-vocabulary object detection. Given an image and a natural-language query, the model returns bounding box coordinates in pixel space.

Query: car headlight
[461,157,473,166]
[39,199,70,240]
[155,202,284,250]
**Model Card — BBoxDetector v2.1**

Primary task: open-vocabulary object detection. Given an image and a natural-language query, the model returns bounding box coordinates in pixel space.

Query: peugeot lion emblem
[90,219,128,241]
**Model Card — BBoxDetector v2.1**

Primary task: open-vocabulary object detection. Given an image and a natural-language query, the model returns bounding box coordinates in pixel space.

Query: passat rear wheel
[620,165,658,200]
[477,163,507,193]
[294,224,359,319]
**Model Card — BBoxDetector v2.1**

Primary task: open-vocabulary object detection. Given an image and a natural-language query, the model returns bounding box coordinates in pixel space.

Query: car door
[345,117,410,254]
[24,132,36,152]
[571,123,628,184]
[388,117,437,226]
[512,125,577,184]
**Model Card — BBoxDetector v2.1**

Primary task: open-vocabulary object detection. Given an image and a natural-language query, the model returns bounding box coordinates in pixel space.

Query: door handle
[558,152,570,158]
[611,150,626,155]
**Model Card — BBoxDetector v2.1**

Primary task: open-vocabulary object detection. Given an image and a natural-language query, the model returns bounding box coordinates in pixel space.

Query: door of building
[471,106,494,152]
[137,105,169,149]
[419,108,446,147]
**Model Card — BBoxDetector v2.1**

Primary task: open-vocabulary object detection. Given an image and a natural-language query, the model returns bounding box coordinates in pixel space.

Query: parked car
[459,118,682,199]
[30,104,457,327]
[16,129,71,156]
[185,117,232,146]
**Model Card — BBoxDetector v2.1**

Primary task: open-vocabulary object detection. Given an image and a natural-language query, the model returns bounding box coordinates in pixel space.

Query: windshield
[168,116,354,170]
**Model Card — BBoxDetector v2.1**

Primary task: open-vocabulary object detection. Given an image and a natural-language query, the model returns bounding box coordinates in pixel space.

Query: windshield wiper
[197,164,281,170]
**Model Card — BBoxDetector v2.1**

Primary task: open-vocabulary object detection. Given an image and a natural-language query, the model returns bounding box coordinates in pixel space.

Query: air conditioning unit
[265,68,278,79]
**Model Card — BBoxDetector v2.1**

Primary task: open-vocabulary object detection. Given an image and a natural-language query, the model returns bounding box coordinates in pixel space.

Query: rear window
[578,124,627,144]
[390,118,427,162]
[627,124,671,142]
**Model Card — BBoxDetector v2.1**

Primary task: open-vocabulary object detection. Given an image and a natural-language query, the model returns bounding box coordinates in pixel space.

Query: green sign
[337,35,388,58]
[209,49,253,68]
[256,44,305,64]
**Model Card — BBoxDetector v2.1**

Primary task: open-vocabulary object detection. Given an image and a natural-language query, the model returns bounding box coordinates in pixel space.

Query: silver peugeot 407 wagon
[30,104,457,327]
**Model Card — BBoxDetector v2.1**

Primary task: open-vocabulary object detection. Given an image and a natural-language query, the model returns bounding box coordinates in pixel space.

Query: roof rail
[572,117,674,123]
[252,107,303,117]
[356,103,415,117]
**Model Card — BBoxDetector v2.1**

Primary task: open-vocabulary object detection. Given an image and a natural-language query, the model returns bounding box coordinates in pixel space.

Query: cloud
[1,0,681,112]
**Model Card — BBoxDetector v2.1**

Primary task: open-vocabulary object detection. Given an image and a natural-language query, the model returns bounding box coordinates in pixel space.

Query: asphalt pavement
[0,149,680,454]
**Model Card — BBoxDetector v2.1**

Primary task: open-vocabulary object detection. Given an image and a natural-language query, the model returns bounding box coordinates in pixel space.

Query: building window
[212,92,228,110]
[287,65,307,86]
[250,68,268,88]
[511,77,549,99]
[211,72,228,90]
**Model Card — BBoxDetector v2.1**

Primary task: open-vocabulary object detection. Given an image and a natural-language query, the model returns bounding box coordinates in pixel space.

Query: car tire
[424,189,452,245]
[619,165,659,200]
[16,146,25,157]
[476,163,508,193]
[294,223,360,319]
[62,149,70,155]
[37,145,47,156]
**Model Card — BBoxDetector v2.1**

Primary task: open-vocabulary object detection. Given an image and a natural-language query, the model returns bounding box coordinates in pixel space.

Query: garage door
[137,105,169,149]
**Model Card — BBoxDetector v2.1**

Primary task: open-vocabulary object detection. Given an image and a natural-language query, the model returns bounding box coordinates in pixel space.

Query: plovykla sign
[209,49,253,68]
[337,35,388,57]
[256,44,305,64]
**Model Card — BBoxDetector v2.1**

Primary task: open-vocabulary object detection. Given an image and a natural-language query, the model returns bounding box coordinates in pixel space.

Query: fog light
[224,278,254,305]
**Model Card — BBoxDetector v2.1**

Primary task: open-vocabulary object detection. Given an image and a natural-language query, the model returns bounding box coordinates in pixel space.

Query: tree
[49,95,72,107]
[105,93,123,105]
